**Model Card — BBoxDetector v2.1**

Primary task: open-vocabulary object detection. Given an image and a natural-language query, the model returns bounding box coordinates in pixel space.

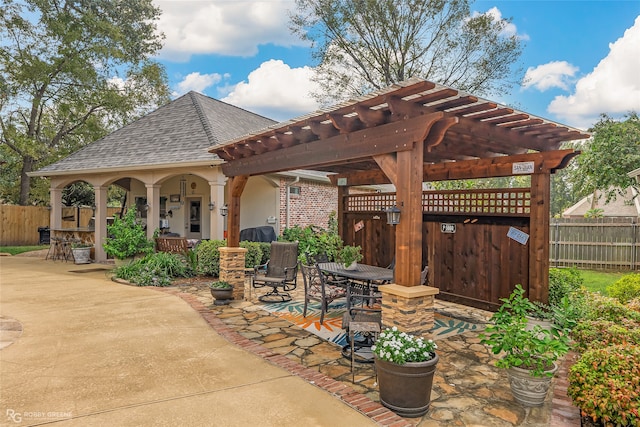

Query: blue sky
[153,1,640,130]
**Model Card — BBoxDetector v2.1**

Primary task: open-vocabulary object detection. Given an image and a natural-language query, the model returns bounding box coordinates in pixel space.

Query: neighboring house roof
[32,92,276,176]
[562,187,640,218]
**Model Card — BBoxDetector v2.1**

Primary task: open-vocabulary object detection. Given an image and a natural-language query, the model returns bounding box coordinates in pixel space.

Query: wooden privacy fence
[550,217,639,271]
[0,205,50,246]
[0,205,121,246]
[343,189,533,311]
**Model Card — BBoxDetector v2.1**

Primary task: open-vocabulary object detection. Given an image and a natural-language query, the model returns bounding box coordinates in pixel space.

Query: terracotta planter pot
[375,354,438,418]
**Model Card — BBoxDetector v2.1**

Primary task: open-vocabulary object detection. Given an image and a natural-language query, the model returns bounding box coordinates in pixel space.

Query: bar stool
[349,321,380,382]
[46,237,61,260]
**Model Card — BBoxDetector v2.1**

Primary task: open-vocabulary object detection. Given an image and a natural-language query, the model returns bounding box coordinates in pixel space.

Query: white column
[50,187,63,230]
[146,184,161,239]
[94,186,108,262]
[209,175,226,240]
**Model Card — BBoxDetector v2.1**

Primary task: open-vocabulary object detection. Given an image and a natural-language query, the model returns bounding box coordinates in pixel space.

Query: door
[186,198,202,239]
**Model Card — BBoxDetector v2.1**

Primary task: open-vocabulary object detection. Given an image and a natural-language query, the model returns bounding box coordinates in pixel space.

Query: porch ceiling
[210,78,590,179]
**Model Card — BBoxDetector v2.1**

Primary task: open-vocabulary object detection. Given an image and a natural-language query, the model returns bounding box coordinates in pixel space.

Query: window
[289,186,301,196]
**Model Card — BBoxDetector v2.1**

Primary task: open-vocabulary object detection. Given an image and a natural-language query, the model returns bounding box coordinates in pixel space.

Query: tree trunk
[19,156,34,205]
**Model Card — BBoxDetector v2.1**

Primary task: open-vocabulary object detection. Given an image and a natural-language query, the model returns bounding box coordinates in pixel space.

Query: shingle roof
[33,92,276,175]
[562,187,640,218]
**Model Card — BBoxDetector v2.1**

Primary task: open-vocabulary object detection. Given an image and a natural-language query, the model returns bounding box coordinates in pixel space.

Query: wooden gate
[343,189,532,311]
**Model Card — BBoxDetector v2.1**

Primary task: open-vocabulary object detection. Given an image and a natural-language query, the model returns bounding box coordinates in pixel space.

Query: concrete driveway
[0,256,374,426]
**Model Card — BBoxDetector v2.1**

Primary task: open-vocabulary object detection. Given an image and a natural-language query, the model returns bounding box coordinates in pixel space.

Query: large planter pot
[506,363,557,407]
[375,354,439,418]
[525,316,553,332]
[72,247,91,264]
[210,287,234,305]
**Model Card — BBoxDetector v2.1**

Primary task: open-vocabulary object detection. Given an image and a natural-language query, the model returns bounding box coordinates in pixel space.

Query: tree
[290,0,524,105]
[569,113,640,203]
[0,0,170,205]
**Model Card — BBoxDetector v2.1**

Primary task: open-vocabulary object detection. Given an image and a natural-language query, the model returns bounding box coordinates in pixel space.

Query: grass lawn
[0,245,49,255]
[579,269,627,295]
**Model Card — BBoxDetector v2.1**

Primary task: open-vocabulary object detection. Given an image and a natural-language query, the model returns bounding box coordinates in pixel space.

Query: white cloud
[548,16,640,128]
[222,59,320,121]
[154,1,306,62]
[173,72,223,96]
[472,7,529,41]
[522,61,579,91]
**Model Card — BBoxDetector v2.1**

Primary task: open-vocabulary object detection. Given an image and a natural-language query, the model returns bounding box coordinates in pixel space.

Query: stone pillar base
[219,247,247,300]
[378,284,440,339]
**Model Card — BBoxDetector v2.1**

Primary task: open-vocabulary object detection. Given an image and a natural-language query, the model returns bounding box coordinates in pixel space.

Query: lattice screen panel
[346,189,531,217]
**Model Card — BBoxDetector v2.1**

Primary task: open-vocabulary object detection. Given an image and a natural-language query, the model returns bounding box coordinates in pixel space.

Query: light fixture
[208,201,215,211]
[180,177,186,198]
[219,204,228,217]
[385,205,401,225]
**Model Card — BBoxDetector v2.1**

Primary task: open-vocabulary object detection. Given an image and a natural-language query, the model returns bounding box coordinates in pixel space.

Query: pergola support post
[226,175,248,247]
[528,172,551,303]
[394,144,424,286]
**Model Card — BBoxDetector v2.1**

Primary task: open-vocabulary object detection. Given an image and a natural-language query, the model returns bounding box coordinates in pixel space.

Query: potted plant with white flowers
[372,326,439,418]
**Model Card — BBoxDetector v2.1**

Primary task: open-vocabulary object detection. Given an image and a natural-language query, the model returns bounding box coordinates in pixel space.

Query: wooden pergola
[210,78,589,304]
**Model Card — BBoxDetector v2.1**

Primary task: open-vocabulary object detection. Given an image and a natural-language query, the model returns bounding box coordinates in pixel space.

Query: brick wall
[279,178,337,230]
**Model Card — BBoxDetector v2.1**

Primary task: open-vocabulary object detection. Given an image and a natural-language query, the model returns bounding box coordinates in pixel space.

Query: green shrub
[196,239,227,277]
[570,319,640,353]
[548,267,583,307]
[258,242,270,264]
[103,210,155,259]
[240,241,263,268]
[112,252,192,286]
[568,344,640,427]
[607,273,640,304]
[281,223,342,261]
[580,292,640,323]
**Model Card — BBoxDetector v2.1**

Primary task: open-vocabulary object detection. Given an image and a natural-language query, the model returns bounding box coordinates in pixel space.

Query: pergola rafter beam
[221,113,442,177]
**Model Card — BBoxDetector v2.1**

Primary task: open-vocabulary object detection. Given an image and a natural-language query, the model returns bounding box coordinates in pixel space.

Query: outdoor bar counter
[51,228,96,245]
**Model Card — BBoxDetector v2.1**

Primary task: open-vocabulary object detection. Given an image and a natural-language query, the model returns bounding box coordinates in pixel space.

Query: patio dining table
[317,262,394,287]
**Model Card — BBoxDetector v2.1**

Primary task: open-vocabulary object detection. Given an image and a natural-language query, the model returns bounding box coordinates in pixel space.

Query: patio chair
[341,282,382,364]
[305,252,349,288]
[252,241,299,303]
[300,262,347,325]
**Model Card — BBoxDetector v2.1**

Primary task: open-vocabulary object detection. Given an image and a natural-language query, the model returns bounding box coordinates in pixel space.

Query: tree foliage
[0,0,170,205]
[290,0,524,105]
[569,113,640,203]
